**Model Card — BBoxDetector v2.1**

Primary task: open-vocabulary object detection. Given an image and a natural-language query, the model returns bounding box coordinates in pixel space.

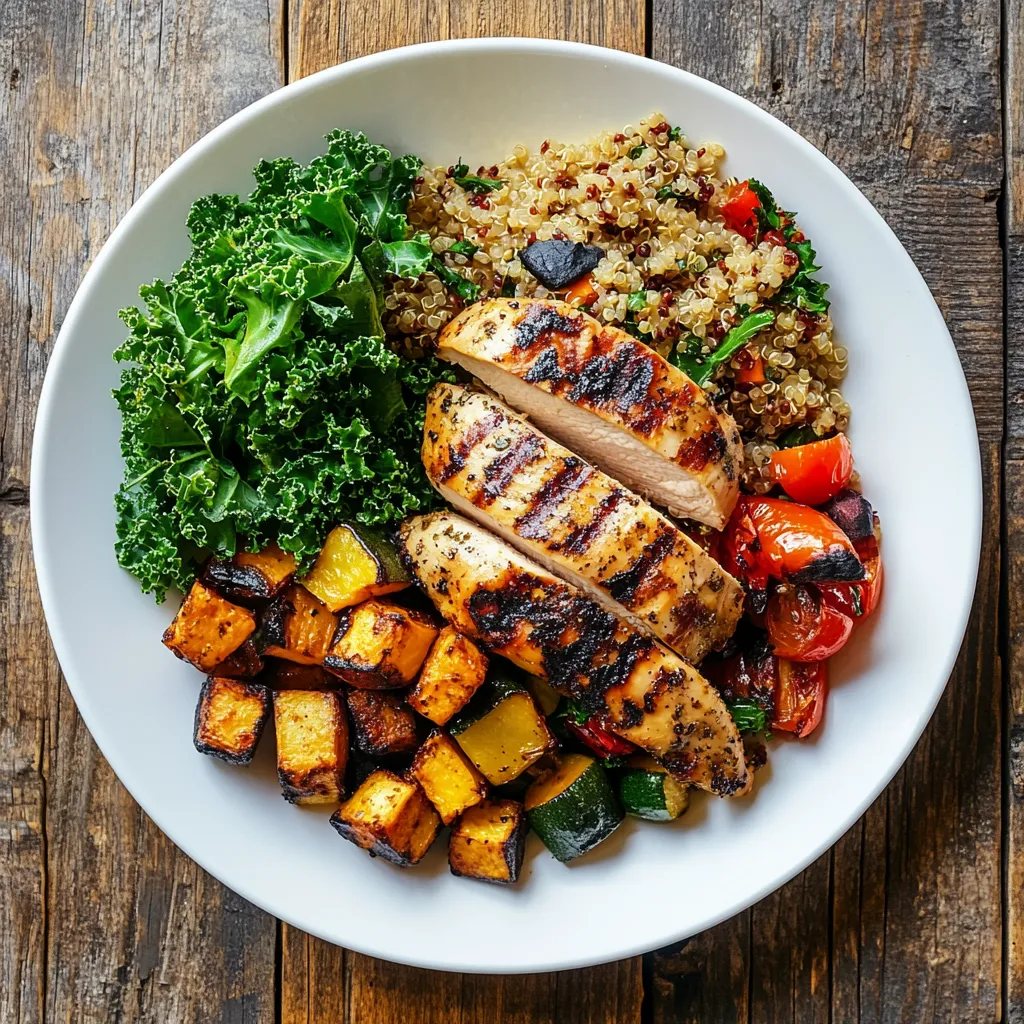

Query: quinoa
[385,113,850,491]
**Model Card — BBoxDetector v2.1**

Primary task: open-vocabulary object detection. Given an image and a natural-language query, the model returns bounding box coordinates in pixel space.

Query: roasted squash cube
[451,681,555,785]
[260,586,338,665]
[330,770,441,867]
[323,599,437,689]
[202,544,297,603]
[266,659,336,691]
[210,639,264,679]
[448,799,527,884]
[193,676,270,765]
[273,690,348,804]
[407,626,488,725]
[347,690,420,758]
[163,580,256,672]
[411,730,487,825]
[301,524,411,612]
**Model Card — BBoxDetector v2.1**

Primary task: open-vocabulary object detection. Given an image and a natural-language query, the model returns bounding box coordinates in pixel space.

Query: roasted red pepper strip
[720,181,760,242]
[772,659,827,737]
[565,716,637,759]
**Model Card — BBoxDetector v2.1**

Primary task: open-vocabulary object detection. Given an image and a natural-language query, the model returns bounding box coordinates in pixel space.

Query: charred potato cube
[407,626,488,725]
[273,690,348,804]
[260,585,338,665]
[193,676,270,765]
[448,799,527,884]
[266,660,336,691]
[411,730,488,825]
[210,639,264,679]
[163,580,256,672]
[324,599,437,689]
[347,690,421,758]
[330,770,441,867]
[202,544,297,604]
[301,524,411,612]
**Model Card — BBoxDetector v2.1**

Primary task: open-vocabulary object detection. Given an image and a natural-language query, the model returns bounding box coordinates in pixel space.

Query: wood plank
[651,1,1004,1021]
[0,1,284,1021]
[280,1,643,1020]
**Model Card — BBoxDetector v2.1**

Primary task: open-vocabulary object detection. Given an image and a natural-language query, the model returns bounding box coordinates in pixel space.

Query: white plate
[31,39,981,973]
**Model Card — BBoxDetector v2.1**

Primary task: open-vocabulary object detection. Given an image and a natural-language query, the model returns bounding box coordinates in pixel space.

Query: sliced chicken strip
[423,383,744,663]
[399,512,750,797]
[437,297,743,529]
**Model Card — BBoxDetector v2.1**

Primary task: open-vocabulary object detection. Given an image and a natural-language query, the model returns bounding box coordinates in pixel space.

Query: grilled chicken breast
[399,512,750,797]
[437,297,743,529]
[423,384,744,663]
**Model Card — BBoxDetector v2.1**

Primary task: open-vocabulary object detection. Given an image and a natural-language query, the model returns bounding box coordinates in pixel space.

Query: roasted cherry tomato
[564,273,598,307]
[768,434,854,506]
[766,584,854,660]
[705,634,777,708]
[772,659,827,738]
[565,715,637,759]
[720,181,760,241]
[723,497,865,590]
[821,543,883,619]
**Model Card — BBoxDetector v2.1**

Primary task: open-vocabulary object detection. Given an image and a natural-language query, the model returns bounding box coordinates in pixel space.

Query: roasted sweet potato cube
[330,770,441,867]
[266,659,336,691]
[210,639,264,679]
[411,730,488,825]
[163,580,256,673]
[323,600,437,689]
[260,586,338,665]
[273,690,348,804]
[407,626,488,725]
[193,676,270,765]
[346,690,420,758]
[202,544,297,604]
[448,799,527,884]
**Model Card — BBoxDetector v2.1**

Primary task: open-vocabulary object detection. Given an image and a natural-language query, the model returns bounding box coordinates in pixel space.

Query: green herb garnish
[747,179,782,232]
[430,255,481,303]
[628,145,646,160]
[668,125,683,141]
[670,309,775,386]
[627,289,647,312]
[451,161,505,194]
[112,131,455,601]
[772,235,830,313]
[776,424,820,449]
[448,239,480,258]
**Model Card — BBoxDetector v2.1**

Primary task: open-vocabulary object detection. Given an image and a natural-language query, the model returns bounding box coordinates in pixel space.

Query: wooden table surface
[0,0,1015,1020]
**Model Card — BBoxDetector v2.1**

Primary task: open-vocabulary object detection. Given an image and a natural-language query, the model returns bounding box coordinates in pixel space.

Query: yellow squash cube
[301,524,410,612]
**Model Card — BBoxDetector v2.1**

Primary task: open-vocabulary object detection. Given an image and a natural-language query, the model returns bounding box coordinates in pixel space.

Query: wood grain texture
[0,1,284,1021]
[651,1,1004,1021]
[279,3,645,1022]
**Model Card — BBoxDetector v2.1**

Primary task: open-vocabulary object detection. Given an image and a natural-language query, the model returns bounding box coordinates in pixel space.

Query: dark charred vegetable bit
[519,239,604,290]
[670,309,775,387]
[500,276,517,298]
[451,162,505,194]
[819,489,876,544]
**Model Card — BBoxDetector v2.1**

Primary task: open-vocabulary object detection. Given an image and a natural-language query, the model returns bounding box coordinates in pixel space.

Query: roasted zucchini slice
[526,753,623,862]
[209,639,264,679]
[265,660,335,690]
[323,599,437,689]
[449,798,527,884]
[260,585,338,665]
[407,626,488,725]
[450,676,556,785]
[193,676,270,765]
[273,689,348,804]
[163,580,256,672]
[301,524,411,612]
[619,755,691,821]
[347,689,421,758]
[411,730,488,825]
[202,544,297,604]
[330,770,441,867]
